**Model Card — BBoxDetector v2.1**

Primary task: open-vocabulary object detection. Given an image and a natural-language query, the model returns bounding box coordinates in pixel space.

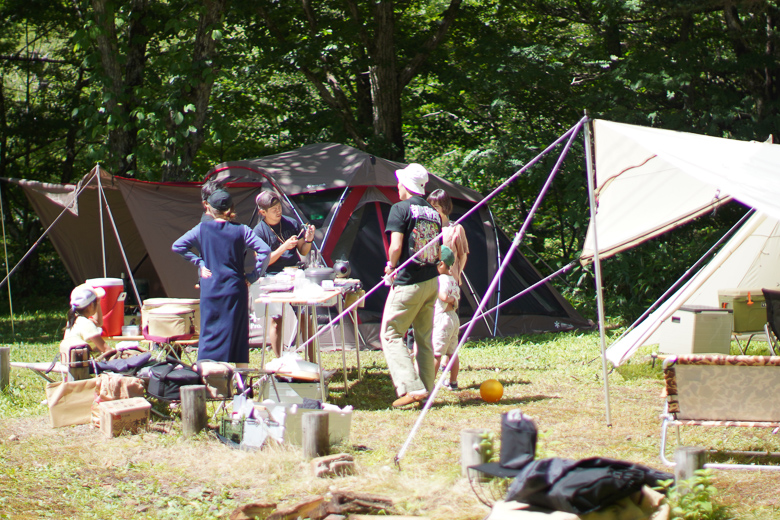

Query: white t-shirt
[62,315,103,349]
[435,274,460,314]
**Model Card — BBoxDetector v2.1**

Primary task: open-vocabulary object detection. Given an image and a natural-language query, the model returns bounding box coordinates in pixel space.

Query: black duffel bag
[147,361,202,401]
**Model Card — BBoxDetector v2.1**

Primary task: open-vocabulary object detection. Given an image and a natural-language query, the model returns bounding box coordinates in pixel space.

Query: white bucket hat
[70,284,105,310]
[395,163,428,195]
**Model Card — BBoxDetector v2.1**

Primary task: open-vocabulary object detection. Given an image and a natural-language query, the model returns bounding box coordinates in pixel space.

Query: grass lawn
[1,304,780,519]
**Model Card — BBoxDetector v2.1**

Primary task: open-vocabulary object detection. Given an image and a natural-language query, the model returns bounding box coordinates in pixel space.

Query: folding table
[254,288,361,401]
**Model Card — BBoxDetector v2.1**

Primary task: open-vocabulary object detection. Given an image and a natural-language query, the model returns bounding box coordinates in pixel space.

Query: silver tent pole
[0,186,15,337]
[97,164,107,277]
[584,114,612,426]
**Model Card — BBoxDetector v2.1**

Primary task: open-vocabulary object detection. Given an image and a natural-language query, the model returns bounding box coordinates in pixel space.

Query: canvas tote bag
[45,378,98,427]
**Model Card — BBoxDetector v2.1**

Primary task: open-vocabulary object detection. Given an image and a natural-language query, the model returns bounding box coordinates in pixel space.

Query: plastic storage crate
[717,288,767,333]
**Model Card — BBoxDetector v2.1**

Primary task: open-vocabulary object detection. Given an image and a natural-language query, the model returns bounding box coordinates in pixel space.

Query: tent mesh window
[288,191,341,228]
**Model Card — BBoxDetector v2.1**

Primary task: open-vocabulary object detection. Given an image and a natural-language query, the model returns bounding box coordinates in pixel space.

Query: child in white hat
[62,284,108,353]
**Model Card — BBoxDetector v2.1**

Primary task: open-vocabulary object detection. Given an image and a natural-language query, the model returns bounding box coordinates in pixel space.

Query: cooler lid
[717,288,764,298]
[679,305,733,313]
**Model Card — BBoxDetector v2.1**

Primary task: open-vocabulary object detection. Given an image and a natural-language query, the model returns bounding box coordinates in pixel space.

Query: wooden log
[302,411,329,458]
[460,428,490,477]
[674,446,708,493]
[0,347,9,392]
[180,385,207,437]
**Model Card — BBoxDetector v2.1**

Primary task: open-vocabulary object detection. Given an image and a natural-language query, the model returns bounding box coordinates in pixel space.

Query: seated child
[433,246,460,390]
[62,284,108,354]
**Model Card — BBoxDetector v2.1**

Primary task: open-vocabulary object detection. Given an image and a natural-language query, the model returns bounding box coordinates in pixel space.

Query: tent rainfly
[8,143,590,347]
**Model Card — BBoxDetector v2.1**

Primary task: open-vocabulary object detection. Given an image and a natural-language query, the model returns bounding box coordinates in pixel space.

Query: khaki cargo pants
[380,277,438,396]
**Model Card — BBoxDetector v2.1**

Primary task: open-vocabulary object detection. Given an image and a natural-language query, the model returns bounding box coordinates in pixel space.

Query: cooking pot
[304,267,336,285]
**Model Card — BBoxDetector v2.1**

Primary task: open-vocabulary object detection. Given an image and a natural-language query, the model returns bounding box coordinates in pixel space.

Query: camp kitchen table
[254,287,361,401]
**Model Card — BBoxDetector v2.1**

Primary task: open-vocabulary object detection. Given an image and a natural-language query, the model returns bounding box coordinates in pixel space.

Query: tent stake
[584,114,612,427]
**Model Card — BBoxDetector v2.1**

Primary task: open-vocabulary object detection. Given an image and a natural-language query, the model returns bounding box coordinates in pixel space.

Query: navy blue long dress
[172,220,271,363]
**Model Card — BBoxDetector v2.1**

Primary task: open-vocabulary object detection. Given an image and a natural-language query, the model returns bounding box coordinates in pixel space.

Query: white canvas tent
[606,211,780,366]
[581,120,780,367]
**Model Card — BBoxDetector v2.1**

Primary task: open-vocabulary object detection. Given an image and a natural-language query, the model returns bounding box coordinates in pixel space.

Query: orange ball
[480,379,503,402]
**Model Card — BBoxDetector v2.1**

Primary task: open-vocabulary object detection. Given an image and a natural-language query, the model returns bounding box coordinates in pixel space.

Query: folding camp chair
[762,288,780,356]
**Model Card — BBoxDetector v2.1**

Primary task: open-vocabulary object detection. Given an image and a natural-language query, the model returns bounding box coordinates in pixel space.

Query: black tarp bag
[506,456,673,514]
[147,360,202,401]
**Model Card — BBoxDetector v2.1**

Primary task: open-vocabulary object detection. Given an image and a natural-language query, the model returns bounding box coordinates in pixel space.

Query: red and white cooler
[86,277,126,337]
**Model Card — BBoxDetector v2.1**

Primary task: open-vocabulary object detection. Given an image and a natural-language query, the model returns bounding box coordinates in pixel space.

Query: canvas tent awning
[582,120,780,261]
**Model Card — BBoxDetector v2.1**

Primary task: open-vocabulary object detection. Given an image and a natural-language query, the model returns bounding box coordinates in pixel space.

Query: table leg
[313,306,327,402]
[262,303,270,368]
[339,298,348,395]
[296,305,303,356]
[352,305,361,381]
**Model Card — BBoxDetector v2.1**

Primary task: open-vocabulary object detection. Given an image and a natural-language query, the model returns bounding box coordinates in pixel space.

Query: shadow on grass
[441,393,559,408]
[328,368,549,411]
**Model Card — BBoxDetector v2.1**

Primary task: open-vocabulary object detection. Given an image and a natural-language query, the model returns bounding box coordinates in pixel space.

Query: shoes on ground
[445,381,458,390]
[392,391,429,408]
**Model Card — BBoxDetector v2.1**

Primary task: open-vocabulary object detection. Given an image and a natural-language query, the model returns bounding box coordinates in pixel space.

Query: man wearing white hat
[382,163,442,407]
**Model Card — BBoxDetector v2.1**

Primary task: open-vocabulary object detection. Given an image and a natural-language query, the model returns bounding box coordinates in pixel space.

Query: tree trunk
[91,0,149,177]
[369,2,403,159]
[162,0,226,181]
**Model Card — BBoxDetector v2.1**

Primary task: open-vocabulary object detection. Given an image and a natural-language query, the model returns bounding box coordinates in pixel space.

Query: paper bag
[45,378,98,428]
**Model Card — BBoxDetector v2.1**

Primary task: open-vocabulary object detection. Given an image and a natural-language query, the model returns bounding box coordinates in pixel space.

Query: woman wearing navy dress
[172,189,272,366]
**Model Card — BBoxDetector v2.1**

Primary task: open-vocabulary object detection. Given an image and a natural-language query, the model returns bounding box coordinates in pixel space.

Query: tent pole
[97,164,107,278]
[395,116,587,466]
[584,113,612,426]
[95,179,143,307]
[460,271,496,333]
[487,206,502,336]
[319,187,350,254]
[460,262,576,332]
[294,117,588,370]
[0,186,15,337]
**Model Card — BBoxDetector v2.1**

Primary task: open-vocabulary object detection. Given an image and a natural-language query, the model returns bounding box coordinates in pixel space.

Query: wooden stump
[0,347,9,392]
[180,385,207,437]
[460,428,490,477]
[674,446,707,494]
[302,411,329,458]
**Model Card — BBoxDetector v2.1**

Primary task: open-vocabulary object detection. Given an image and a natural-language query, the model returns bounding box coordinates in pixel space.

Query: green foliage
[659,470,733,520]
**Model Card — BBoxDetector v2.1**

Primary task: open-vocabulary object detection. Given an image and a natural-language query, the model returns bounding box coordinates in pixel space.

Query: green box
[219,418,244,444]
[717,288,767,333]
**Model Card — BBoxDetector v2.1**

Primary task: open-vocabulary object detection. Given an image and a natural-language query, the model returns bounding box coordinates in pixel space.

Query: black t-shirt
[253,215,302,273]
[385,196,442,286]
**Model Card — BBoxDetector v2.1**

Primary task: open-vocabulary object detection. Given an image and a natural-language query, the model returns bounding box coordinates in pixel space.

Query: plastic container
[141,298,200,334]
[717,288,767,333]
[87,277,125,337]
[658,306,733,355]
[122,325,140,336]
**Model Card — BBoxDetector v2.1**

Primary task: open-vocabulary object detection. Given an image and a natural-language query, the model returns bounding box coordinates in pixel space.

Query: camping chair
[660,354,780,470]
[762,288,780,356]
